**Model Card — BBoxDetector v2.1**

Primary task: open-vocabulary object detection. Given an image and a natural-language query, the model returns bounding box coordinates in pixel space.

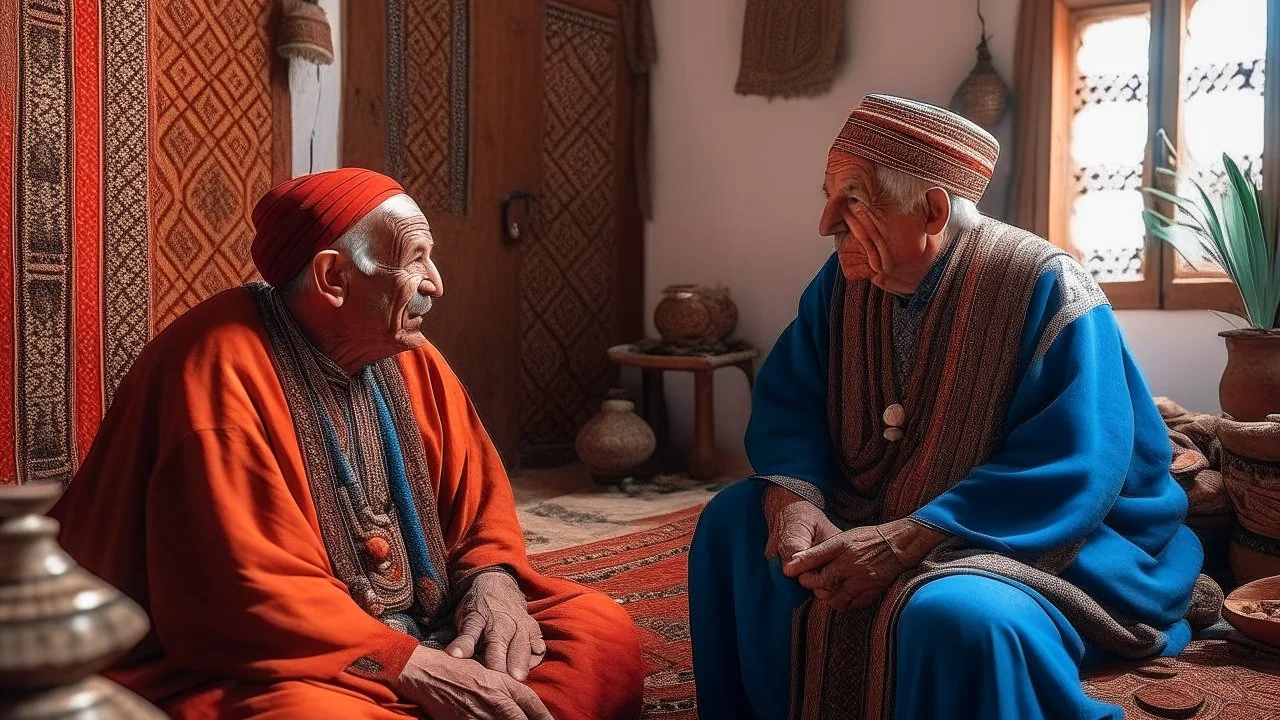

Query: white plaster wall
[289,0,343,177]
[644,0,1229,459]
[291,0,1229,461]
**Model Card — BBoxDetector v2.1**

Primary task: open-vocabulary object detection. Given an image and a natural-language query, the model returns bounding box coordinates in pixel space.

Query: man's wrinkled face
[818,152,932,285]
[346,195,444,352]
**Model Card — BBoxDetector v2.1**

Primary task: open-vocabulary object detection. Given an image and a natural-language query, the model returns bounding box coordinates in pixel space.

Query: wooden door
[344,0,643,468]
[344,0,541,467]
[517,0,645,466]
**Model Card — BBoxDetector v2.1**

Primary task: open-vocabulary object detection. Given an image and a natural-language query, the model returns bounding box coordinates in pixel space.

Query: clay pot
[699,286,739,342]
[1218,415,1280,584]
[1219,329,1280,422]
[653,285,738,344]
[0,483,165,718]
[575,392,656,481]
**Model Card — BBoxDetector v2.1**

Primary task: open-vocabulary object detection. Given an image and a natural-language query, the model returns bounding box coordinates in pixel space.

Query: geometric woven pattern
[529,505,1280,720]
[102,0,150,404]
[392,0,468,216]
[520,3,620,450]
[400,0,449,212]
[530,505,701,720]
[149,0,274,332]
[13,0,75,484]
[1083,639,1280,718]
[0,0,280,484]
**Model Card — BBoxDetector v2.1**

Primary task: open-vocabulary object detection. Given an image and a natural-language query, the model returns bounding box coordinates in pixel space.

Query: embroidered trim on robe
[788,219,1150,720]
[248,284,454,643]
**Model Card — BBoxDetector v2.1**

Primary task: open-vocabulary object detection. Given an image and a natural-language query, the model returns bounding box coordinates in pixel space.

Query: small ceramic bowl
[1222,575,1280,647]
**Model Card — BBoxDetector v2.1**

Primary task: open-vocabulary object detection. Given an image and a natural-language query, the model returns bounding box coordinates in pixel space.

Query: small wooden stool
[607,343,759,480]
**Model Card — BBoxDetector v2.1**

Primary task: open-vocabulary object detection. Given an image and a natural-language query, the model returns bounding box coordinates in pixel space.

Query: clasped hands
[393,571,553,720]
[764,484,944,611]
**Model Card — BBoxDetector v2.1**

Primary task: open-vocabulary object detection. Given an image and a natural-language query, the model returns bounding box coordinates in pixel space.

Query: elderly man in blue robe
[688,94,1217,719]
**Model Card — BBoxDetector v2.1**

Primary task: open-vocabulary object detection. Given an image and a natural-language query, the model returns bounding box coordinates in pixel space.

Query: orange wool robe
[52,288,643,720]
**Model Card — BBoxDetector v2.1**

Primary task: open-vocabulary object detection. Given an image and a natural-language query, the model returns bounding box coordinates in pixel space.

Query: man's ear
[923,187,951,236]
[310,250,347,308]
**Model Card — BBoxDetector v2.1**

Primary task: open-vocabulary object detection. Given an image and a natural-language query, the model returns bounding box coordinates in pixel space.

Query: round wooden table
[607,343,759,480]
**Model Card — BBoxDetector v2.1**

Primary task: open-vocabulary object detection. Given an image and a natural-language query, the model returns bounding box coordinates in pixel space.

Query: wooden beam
[1157,0,1254,316]
[269,0,292,184]
[341,0,389,172]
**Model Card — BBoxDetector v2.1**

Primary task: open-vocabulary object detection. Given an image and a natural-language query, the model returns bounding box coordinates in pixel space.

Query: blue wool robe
[688,253,1202,720]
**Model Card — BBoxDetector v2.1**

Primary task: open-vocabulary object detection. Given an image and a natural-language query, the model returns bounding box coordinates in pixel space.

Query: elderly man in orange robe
[52,168,643,720]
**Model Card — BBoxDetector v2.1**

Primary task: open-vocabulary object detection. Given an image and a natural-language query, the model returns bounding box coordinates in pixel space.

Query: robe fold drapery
[690,220,1202,719]
[51,288,642,720]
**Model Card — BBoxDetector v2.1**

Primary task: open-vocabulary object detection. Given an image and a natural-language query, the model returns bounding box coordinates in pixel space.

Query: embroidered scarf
[249,284,453,638]
[827,220,1060,525]
[788,221,1217,720]
[793,220,1086,719]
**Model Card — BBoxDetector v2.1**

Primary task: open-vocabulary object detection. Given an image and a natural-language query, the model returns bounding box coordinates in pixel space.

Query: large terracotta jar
[1219,328,1280,422]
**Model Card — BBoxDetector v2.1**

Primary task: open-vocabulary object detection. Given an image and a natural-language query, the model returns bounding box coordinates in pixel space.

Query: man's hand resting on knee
[782,518,948,611]
[446,572,546,681]
[392,645,554,720]
[763,484,840,565]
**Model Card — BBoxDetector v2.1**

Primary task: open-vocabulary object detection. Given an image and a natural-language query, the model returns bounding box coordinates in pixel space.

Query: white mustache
[408,295,433,316]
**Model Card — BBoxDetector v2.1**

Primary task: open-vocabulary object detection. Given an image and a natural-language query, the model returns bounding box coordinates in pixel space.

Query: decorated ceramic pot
[575,392,656,480]
[653,285,738,344]
[1218,414,1280,584]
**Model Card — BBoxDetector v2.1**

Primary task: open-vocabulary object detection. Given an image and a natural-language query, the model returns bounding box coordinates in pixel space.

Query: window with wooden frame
[1043,0,1279,311]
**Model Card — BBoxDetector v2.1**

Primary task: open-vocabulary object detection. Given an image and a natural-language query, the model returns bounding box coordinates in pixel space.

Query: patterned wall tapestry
[519,4,620,453]
[387,0,469,216]
[0,0,285,484]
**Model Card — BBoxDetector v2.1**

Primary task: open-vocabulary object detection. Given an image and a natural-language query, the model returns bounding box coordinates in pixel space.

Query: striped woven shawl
[789,220,1176,719]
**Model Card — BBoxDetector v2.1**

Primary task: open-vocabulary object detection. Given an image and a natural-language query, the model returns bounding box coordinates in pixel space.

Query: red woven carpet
[530,503,1280,719]
[531,505,702,720]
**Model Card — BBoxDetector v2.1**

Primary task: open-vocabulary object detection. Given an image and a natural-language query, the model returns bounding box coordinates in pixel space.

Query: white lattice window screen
[1068,12,1152,283]
[1176,0,1267,277]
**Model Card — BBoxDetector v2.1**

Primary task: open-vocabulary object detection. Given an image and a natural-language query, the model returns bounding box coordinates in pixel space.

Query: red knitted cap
[250,168,404,286]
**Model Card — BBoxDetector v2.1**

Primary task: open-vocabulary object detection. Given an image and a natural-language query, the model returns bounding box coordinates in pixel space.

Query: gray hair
[278,223,379,295]
[874,164,983,236]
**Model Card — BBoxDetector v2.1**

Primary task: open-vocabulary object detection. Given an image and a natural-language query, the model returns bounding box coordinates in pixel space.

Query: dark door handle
[502,191,537,242]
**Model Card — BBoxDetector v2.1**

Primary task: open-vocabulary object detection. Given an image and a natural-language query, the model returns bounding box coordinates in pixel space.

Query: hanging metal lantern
[951,34,1008,129]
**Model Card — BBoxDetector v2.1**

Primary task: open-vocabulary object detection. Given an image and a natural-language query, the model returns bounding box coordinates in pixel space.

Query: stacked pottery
[575,390,656,483]
[0,483,164,719]
[653,285,738,345]
[1218,414,1280,584]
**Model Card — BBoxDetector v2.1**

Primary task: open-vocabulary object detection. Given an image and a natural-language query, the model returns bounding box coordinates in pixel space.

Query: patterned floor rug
[512,459,744,552]
[530,502,1280,720]
[1082,640,1280,718]
[530,504,702,720]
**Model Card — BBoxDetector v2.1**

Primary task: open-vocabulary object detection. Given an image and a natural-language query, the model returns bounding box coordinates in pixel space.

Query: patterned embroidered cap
[251,168,405,286]
[830,93,1000,203]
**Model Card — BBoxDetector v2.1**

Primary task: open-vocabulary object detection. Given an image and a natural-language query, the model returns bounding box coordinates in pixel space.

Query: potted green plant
[1142,148,1280,422]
